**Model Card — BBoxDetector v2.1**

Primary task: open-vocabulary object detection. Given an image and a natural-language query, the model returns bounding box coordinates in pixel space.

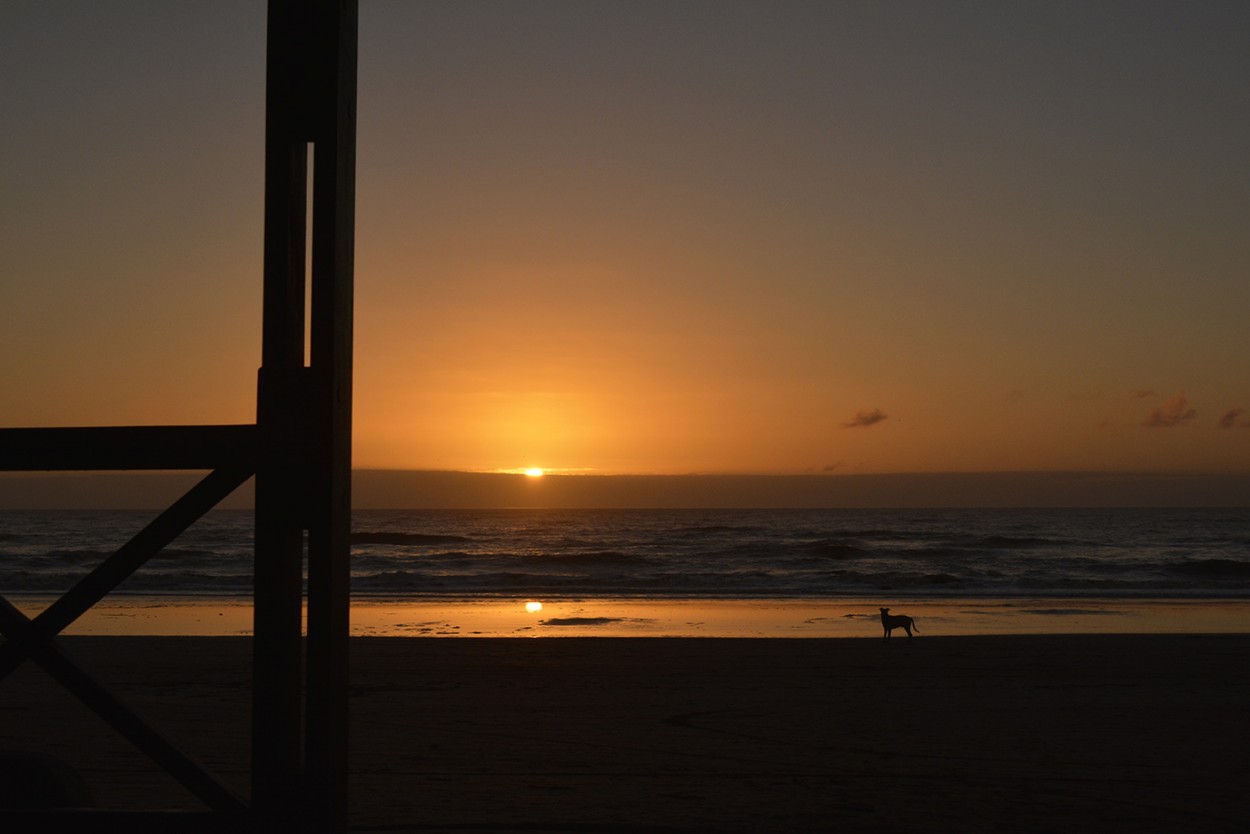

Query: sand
[2,635,1248,832]
[15,595,1250,637]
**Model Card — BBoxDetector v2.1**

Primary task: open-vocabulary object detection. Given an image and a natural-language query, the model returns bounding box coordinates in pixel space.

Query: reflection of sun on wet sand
[4,635,1247,830]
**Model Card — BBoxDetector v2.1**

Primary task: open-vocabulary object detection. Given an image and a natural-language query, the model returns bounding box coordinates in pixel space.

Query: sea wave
[350,532,475,545]
[1168,559,1250,578]
[3,508,1249,599]
[805,541,873,559]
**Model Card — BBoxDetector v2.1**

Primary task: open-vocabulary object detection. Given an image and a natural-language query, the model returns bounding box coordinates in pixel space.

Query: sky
[3,1,1250,483]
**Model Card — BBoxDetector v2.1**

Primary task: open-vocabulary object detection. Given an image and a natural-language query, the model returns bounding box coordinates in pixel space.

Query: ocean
[3,507,1249,600]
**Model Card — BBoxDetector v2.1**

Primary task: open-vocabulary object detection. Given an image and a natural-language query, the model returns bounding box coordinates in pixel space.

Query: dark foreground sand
[2,635,1248,832]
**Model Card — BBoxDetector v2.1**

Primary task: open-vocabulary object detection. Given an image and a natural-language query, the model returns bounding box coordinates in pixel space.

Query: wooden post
[305,0,356,827]
[253,1,356,829]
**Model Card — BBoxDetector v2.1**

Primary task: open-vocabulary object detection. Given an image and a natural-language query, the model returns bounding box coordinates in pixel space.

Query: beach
[2,634,1248,832]
[12,595,1250,638]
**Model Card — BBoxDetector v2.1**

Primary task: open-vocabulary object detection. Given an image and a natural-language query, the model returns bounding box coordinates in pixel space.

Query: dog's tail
[912,619,919,632]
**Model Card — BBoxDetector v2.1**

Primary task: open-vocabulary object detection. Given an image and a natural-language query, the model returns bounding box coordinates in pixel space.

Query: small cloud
[1143,392,1197,428]
[1131,388,1156,400]
[1219,408,1250,429]
[821,461,843,473]
[842,409,888,429]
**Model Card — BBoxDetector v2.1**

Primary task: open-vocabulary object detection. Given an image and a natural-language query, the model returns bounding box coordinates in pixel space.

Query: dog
[880,607,918,640]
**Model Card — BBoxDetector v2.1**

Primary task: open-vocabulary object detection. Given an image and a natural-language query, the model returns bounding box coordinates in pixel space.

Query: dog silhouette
[880,607,918,639]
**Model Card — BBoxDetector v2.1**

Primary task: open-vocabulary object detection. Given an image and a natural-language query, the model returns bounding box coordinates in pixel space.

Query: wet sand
[13,595,1250,637]
[2,635,1248,832]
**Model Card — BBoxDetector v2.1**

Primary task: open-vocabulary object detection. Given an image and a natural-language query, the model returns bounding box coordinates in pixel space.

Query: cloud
[1219,408,1250,429]
[1130,388,1156,400]
[1143,392,1197,428]
[842,409,888,429]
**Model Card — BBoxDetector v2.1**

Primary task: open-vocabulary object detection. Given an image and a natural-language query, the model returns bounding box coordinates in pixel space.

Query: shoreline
[8,594,1250,637]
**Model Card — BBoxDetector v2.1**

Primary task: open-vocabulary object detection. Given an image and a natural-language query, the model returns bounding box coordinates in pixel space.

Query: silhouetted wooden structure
[0,1,356,830]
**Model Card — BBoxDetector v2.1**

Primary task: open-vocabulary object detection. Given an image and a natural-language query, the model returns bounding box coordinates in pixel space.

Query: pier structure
[0,1,358,830]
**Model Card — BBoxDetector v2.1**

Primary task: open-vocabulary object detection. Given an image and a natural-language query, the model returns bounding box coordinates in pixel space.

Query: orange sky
[3,2,1249,480]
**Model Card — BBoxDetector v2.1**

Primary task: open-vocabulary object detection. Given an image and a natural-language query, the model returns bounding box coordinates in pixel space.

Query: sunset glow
[4,4,1250,499]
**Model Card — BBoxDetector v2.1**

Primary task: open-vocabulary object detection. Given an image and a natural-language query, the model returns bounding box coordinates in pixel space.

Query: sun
[524,468,545,478]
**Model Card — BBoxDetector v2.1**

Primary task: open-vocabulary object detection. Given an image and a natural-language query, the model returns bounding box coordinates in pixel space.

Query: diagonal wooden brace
[0,599,247,813]
[0,467,254,681]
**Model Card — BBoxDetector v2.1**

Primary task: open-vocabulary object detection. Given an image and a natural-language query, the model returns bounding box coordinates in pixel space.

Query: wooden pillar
[305,0,356,826]
[253,1,356,829]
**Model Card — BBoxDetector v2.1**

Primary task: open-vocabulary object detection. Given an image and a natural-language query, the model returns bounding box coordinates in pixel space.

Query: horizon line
[351,467,1250,478]
[4,469,1249,510]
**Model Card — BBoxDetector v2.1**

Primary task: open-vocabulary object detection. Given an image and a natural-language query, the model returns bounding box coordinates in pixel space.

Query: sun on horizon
[524,468,545,478]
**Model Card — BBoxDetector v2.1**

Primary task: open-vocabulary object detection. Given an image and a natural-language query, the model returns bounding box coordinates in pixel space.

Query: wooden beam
[0,811,255,834]
[304,0,356,826]
[0,426,257,472]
